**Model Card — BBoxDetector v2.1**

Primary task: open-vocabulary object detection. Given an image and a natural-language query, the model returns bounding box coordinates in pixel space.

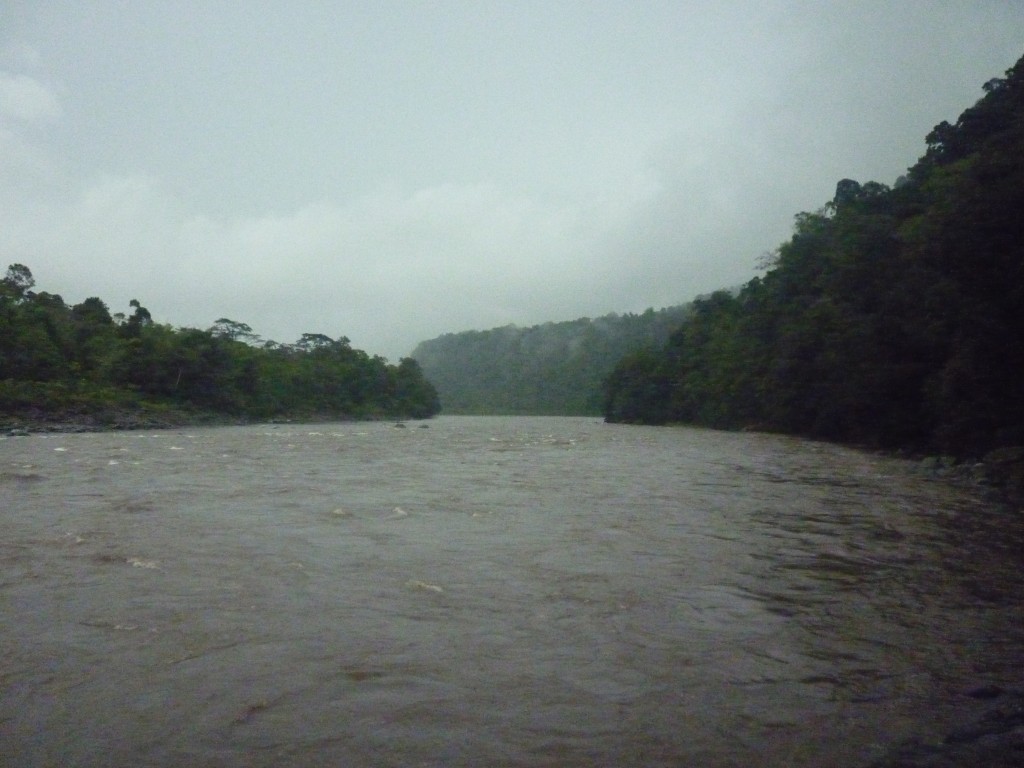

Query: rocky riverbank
[1,405,412,436]
[917,446,1024,508]
[0,404,251,435]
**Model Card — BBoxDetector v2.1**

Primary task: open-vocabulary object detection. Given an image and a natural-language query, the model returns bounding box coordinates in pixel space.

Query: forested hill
[0,269,440,429]
[411,306,691,415]
[605,54,1024,459]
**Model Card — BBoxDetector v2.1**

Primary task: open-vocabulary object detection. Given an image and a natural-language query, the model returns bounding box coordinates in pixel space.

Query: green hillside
[411,306,691,415]
[605,54,1024,459]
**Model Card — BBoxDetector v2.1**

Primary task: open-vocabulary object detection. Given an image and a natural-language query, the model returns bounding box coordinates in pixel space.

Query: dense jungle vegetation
[0,271,440,427]
[411,306,692,415]
[604,55,1024,458]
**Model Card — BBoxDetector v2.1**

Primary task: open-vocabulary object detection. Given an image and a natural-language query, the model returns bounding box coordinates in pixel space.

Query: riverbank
[915,446,1024,510]
[1,406,431,437]
[0,404,252,435]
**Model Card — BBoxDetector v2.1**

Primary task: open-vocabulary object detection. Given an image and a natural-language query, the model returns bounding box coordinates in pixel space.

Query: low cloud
[3,4,1021,361]
[0,72,61,122]
[4,172,667,360]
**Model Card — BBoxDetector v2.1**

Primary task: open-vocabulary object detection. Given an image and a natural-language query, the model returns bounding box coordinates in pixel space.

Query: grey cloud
[0,71,61,121]
[1,3,1022,360]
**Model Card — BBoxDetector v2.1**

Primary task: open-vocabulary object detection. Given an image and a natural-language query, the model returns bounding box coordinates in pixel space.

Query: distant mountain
[411,306,691,415]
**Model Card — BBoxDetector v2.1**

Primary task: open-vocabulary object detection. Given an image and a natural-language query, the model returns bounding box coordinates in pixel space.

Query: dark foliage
[0,272,440,425]
[604,54,1024,458]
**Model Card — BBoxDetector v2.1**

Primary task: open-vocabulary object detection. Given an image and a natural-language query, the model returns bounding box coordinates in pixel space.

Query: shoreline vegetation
[0,268,441,430]
[601,56,1024,471]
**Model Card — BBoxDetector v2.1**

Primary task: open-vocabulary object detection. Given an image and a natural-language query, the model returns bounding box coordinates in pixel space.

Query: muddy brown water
[2,416,1022,766]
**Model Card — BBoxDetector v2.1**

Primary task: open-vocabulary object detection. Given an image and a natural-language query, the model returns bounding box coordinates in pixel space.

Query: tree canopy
[0,272,439,427]
[411,306,692,415]
[603,54,1024,458]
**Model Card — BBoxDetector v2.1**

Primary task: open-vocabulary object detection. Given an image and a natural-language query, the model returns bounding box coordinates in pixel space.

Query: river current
[2,416,1023,767]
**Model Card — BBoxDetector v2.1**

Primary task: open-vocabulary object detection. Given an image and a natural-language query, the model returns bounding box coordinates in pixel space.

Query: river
[2,416,1022,766]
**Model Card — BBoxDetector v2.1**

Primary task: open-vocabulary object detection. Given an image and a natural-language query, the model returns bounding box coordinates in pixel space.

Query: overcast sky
[2,3,1022,360]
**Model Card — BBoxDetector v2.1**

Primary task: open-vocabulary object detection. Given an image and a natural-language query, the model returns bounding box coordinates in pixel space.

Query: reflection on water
[2,416,1022,767]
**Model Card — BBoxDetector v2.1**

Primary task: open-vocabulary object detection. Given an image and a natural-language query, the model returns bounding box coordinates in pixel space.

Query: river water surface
[2,416,1023,766]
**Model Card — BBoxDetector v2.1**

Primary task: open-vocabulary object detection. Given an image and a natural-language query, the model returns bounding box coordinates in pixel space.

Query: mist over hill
[411,306,691,415]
